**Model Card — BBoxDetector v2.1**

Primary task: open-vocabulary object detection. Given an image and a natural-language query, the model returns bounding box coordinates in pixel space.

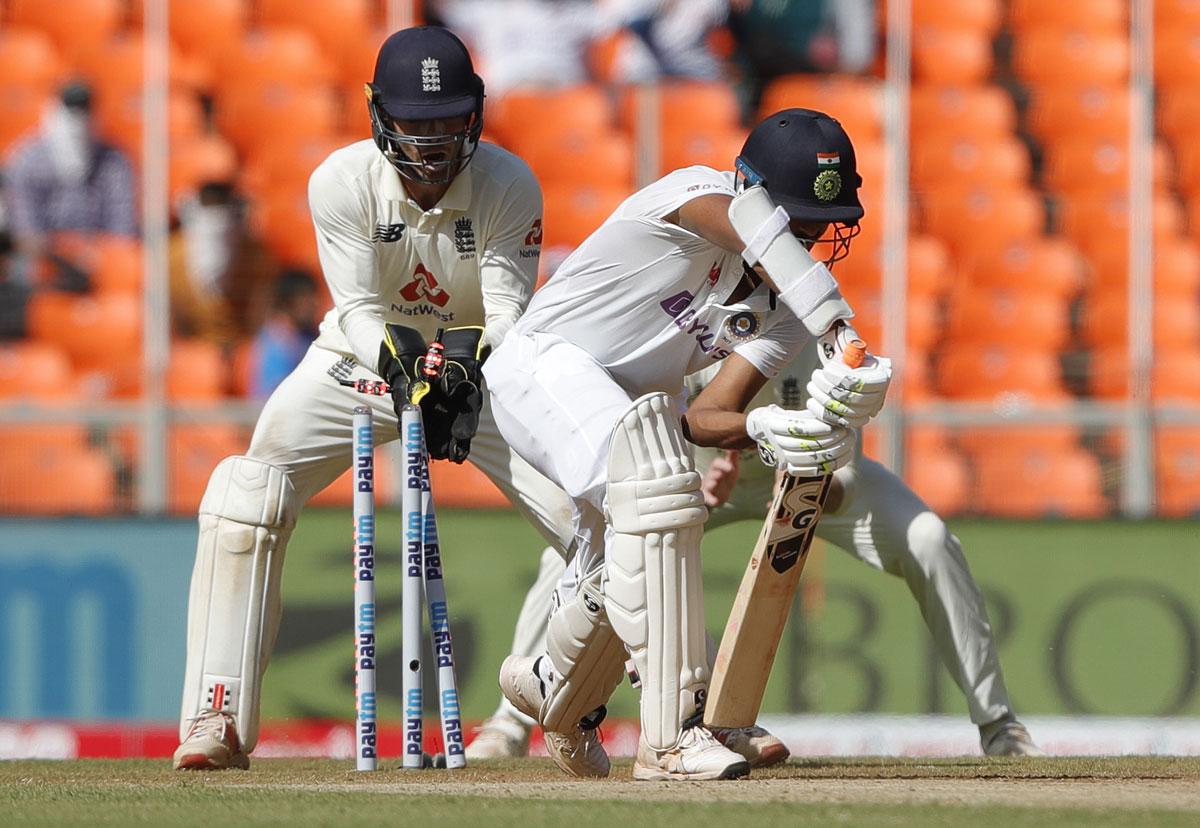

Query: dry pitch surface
[2,757,1198,827]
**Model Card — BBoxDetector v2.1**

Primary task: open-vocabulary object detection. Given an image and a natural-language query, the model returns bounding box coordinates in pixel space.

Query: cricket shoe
[633,726,751,781]
[465,715,531,760]
[981,718,1044,757]
[499,654,610,777]
[173,712,250,770]
[711,724,790,768]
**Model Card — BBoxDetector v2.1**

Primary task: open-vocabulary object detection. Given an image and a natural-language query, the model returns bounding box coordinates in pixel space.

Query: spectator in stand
[3,81,137,280]
[729,0,876,113]
[248,269,320,401]
[169,180,278,351]
[610,0,729,82]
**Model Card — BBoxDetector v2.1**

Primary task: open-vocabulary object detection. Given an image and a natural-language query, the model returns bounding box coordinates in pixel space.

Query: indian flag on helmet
[816,152,841,167]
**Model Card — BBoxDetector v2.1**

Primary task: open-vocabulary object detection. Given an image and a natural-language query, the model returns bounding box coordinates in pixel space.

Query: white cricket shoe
[465,715,530,760]
[499,654,610,778]
[633,726,751,781]
[981,719,1045,757]
[173,712,250,770]
[711,724,790,768]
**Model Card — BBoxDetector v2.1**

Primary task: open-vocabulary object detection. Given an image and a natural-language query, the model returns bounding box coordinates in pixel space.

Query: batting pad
[180,456,298,751]
[540,565,627,733]
[604,393,709,752]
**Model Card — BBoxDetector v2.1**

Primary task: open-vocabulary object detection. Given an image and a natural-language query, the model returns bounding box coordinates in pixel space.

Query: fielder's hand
[745,404,856,477]
[701,449,741,508]
[424,326,490,463]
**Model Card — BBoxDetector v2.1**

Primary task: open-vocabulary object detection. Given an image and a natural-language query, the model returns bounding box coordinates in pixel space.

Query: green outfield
[2,758,1197,827]
[263,510,1200,723]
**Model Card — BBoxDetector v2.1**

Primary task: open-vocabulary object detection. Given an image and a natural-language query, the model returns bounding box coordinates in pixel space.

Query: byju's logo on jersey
[398,264,450,308]
[372,223,406,243]
[660,290,694,318]
[660,290,732,360]
[454,217,476,258]
[421,57,441,92]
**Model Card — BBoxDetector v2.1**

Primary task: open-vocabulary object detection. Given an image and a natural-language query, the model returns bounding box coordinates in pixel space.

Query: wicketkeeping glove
[377,323,431,412]
[745,404,856,477]
[422,326,490,463]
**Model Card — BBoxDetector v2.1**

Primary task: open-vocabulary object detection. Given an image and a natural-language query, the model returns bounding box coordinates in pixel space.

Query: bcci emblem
[725,311,760,341]
[814,169,842,201]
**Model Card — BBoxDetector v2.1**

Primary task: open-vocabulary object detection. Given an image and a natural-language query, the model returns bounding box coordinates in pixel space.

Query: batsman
[484,108,892,780]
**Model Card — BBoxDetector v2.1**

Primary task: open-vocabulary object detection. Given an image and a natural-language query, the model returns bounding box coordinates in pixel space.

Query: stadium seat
[1012,30,1129,86]
[1026,86,1131,144]
[1082,297,1200,349]
[6,0,122,63]
[909,85,1017,144]
[1154,30,1200,88]
[972,446,1108,518]
[836,289,940,353]
[210,28,337,99]
[956,425,1082,458]
[913,0,1002,34]
[935,346,1068,402]
[1157,0,1200,29]
[167,340,228,401]
[27,292,142,370]
[912,25,993,84]
[618,81,741,134]
[1090,348,1200,401]
[488,86,613,148]
[50,233,144,295]
[73,34,200,98]
[757,75,882,142]
[0,85,53,158]
[168,424,247,513]
[170,134,240,203]
[240,134,352,202]
[157,0,248,69]
[0,342,74,401]
[1058,192,1183,255]
[1042,138,1171,195]
[541,184,627,249]
[839,234,951,299]
[510,130,634,189]
[0,28,65,91]
[946,289,1070,349]
[0,441,116,515]
[1155,427,1200,517]
[1087,237,1200,295]
[911,135,1030,188]
[957,238,1084,298]
[252,191,318,267]
[93,88,206,158]
[919,187,1045,254]
[430,460,509,508]
[215,84,341,158]
[1008,0,1126,33]
[904,442,971,517]
[660,124,745,174]
[258,0,373,63]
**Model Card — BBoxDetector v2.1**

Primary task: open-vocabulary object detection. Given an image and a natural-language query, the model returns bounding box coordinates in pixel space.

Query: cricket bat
[703,335,866,729]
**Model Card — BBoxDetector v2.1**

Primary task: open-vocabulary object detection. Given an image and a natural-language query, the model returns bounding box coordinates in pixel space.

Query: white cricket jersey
[308,140,543,370]
[512,166,809,396]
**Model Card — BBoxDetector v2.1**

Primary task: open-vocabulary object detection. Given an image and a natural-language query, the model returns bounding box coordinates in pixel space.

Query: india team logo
[814,151,842,202]
[725,311,760,341]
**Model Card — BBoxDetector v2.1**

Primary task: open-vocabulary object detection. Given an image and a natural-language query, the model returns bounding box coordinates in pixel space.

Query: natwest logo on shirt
[398,264,450,307]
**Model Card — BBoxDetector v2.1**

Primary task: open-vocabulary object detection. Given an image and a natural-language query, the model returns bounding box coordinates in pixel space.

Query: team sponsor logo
[398,264,450,307]
[421,57,441,92]
[372,222,406,243]
[524,219,543,246]
[706,260,721,286]
[454,217,476,258]
[686,183,735,194]
[725,311,760,341]
[660,290,694,317]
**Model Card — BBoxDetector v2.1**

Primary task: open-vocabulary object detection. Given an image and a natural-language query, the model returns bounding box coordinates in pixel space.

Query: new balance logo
[372,223,405,243]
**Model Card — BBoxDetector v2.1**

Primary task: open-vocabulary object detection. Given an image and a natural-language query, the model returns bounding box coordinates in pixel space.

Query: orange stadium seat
[957,238,1084,298]
[0,29,65,91]
[511,130,634,189]
[837,289,941,353]
[946,290,1070,349]
[913,0,1002,34]
[1082,296,1200,349]
[1008,0,1126,33]
[1043,138,1171,195]
[27,292,141,370]
[1157,90,1200,145]
[258,0,373,63]
[1156,427,1200,517]
[488,86,613,148]
[167,340,228,401]
[1026,86,1131,143]
[919,187,1045,254]
[956,425,1082,459]
[1090,348,1200,401]
[1012,30,1129,86]
[839,234,951,299]
[936,346,1068,401]
[911,135,1030,188]
[157,0,248,69]
[252,191,318,267]
[0,85,52,157]
[1158,0,1200,29]
[210,28,337,99]
[0,441,116,515]
[660,124,745,173]
[905,442,971,517]
[618,81,741,133]
[0,342,74,401]
[215,84,341,157]
[6,0,122,63]
[334,26,388,87]
[93,88,205,158]
[47,233,144,295]
[168,424,247,513]
[1058,192,1183,254]
[72,34,202,98]
[912,25,993,84]
[170,135,240,202]
[541,184,627,250]
[973,447,1107,518]
[757,75,882,143]
[1154,31,1200,88]
[1087,238,1200,295]
[241,133,351,202]
[909,85,1017,144]
[430,460,509,508]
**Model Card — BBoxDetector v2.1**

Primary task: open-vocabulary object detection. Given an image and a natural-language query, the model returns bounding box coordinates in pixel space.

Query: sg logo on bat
[767,475,833,574]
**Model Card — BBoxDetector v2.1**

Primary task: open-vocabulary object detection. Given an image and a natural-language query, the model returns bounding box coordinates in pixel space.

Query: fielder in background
[484,109,892,781]
[173,26,580,770]
[469,346,1043,763]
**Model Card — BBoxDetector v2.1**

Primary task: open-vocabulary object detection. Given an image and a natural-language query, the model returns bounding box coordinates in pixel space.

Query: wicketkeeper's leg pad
[604,393,710,752]
[179,456,299,751]
[539,563,627,732]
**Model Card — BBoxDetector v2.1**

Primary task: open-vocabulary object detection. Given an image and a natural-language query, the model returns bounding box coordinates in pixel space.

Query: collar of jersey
[380,162,474,213]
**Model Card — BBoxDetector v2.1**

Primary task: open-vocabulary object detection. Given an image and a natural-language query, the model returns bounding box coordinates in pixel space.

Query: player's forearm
[340,307,387,372]
[681,407,755,450]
